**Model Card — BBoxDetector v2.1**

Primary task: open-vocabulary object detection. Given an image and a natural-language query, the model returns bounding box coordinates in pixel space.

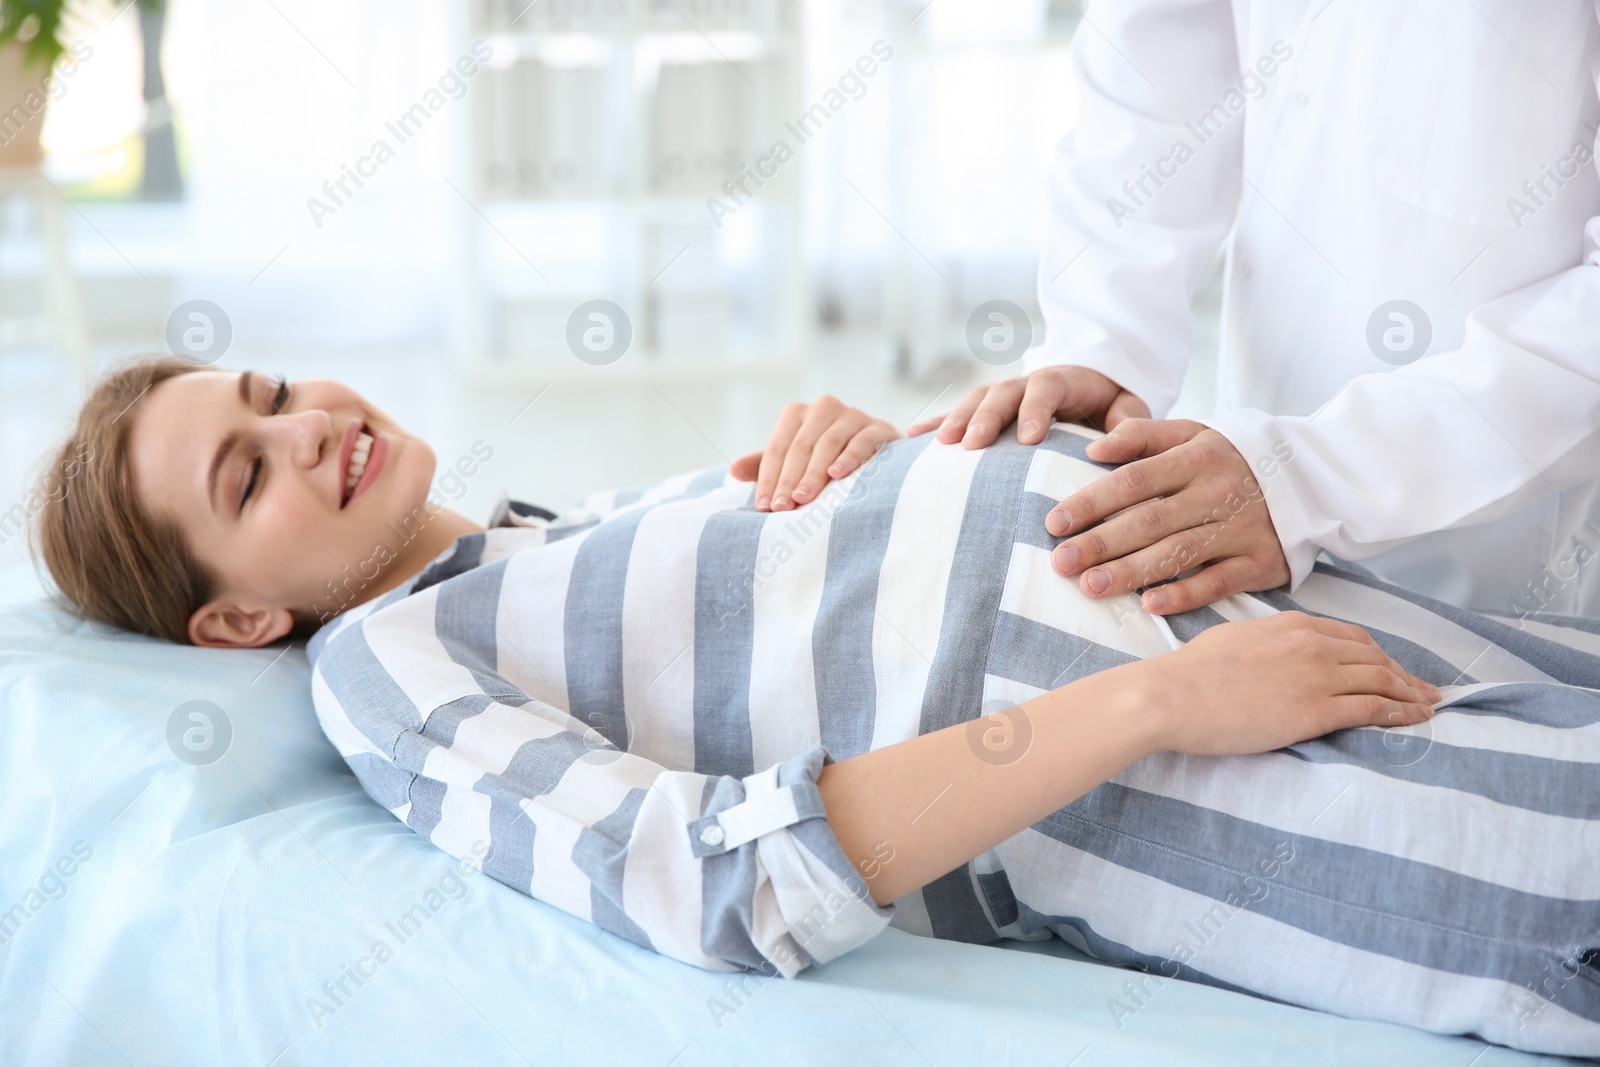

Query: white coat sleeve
[1028,0,1245,417]
[1204,232,1600,590]
[1203,0,1600,593]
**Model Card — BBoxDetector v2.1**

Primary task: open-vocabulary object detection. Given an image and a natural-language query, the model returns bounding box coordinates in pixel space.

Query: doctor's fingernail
[756,494,770,510]
[1144,588,1168,611]
[794,484,811,500]
[1021,420,1040,440]
[1055,543,1080,571]
[1047,510,1072,535]
[1083,568,1111,594]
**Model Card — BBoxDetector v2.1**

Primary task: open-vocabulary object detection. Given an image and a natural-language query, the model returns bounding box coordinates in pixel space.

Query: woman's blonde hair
[29,356,216,643]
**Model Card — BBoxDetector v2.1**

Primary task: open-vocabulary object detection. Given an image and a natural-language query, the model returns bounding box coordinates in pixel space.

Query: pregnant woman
[31,358,1600,1057]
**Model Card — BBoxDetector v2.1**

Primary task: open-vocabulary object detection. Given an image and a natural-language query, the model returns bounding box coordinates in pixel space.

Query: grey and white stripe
[309,423,1600,1057]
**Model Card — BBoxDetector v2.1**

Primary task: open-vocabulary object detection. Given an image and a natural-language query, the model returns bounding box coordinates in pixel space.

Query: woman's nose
[273,409,333,468]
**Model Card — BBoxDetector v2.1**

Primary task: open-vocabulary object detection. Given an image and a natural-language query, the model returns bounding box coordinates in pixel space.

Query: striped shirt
[308,424,1600,1057]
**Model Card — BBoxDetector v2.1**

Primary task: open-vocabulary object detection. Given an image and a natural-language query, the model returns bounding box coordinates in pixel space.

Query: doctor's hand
[1051,419,1291,614]
[907,365,1149,448]
[731,395,902,512]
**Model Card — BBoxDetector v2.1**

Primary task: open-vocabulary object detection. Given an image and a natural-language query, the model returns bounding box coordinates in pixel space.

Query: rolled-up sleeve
[685,746,895,974]
[312,623,893,977]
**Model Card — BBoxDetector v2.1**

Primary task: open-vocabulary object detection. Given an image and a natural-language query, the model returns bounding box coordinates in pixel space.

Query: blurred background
[0,0,1221,572]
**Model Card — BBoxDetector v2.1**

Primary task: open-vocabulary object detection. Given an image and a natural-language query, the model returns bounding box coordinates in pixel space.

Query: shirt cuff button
[699,823,726,846]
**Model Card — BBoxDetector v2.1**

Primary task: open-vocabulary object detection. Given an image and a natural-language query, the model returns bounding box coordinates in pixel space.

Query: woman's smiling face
[128,370,440,644]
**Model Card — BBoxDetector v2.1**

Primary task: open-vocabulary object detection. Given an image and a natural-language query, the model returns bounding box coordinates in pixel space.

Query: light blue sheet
[0,564,1583,1066]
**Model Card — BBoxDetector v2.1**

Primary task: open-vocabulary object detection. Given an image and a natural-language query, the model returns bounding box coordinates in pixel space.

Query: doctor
[913,1,1600,619]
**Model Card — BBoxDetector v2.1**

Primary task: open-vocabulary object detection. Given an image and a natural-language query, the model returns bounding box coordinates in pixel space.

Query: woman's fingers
[1305,613,1385,651]
[1155,611,1441,758]
[786,415,870,507]
[1286,614,1440,697]
[828,425,895,480]
[729,450,763,482]
[1328,662,1441,706]
[754,403,805,510]
[1335,693,1435,730]
[750,397,903,512]
[770,400,846,509]
[1296,632,1394,672]
[1295,615,1436,692]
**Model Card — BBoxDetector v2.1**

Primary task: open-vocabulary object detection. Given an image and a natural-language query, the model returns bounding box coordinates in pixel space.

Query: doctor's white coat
[1031,0,1600,616]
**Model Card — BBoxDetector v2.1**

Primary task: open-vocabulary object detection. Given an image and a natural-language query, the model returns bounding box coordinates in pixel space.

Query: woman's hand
[731,396,901,512]
[1136,611,1442,757]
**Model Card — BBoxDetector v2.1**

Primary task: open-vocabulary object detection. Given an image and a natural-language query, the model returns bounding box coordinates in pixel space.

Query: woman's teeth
[346,430,372,494]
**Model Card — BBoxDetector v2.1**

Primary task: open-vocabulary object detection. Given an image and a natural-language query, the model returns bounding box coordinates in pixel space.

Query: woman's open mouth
[339,421,388,508]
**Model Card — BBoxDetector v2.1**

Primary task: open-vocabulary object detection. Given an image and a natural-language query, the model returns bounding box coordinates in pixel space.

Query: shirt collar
[486,491,558,529]
[307,494,559,663]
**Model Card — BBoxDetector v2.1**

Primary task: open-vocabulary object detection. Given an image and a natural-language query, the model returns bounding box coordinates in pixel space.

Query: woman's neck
[379,506,486,594]
[311,506,486,624]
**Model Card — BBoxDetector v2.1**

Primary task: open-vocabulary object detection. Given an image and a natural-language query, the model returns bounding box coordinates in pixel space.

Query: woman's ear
[188,598,295,648]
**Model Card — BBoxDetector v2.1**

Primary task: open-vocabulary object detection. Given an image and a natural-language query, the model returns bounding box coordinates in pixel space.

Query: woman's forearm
[816,661,1164,907]
[817,610,1440,909]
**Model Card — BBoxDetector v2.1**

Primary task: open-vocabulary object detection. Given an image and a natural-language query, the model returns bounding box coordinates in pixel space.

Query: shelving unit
[450,0,807,385]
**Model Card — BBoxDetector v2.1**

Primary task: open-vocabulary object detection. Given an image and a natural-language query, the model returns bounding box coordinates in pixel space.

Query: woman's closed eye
[240,377,288,509]
[241,452,264,509]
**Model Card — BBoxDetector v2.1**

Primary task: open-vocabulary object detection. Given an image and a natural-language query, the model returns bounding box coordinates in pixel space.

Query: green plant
[0,0,160,72]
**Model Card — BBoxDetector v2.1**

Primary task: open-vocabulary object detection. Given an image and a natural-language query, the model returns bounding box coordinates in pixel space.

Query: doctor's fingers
[922,379,1029,448]
[1052,493,1225,579]
[1046,448,1199,541]
[903,385,981,442]
[1058,514,1238,597]
[1051,429,1252,538]
[1135,555,1266,614]
[1085,417,1204,464]
[1101,390,1152,434]
[1130,544,1294,614]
